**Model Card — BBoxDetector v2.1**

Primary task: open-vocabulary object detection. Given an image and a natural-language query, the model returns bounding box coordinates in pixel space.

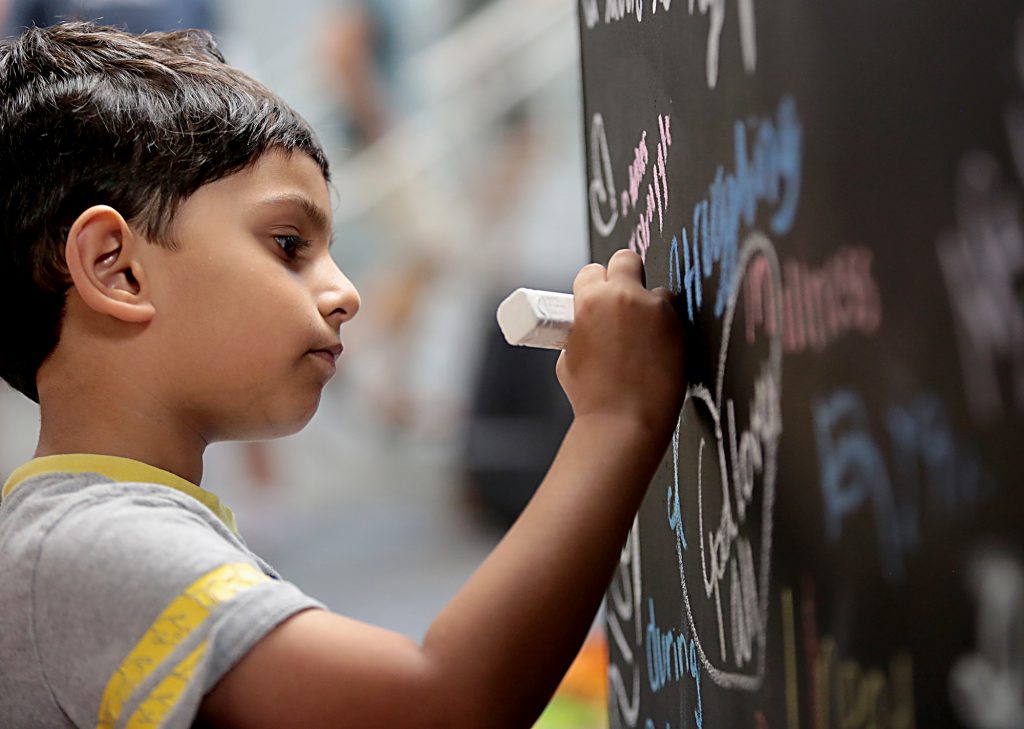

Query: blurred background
[0,0,605,726]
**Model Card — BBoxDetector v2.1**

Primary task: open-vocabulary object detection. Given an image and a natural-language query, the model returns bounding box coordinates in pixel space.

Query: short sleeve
[30,488,324,729]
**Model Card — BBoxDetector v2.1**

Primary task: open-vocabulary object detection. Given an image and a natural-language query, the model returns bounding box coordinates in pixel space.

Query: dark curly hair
[0,21,330,401]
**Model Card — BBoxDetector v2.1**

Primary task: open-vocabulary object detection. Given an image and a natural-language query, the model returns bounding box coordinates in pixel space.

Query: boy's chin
[214,395,321,442]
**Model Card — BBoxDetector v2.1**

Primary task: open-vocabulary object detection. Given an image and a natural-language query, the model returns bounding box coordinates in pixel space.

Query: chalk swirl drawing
[667,230,783,690]
[590,113,620,238]
[608,518,643,729]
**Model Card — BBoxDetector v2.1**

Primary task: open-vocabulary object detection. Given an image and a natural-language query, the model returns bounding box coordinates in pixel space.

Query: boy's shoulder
[0,466,322,729]
[0,462,280,605]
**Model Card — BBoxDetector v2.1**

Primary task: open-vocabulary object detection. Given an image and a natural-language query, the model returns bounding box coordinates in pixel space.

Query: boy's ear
[65,205,156,324]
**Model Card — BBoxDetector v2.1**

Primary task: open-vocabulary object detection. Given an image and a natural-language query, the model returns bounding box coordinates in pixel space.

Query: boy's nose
[317,258,361,325]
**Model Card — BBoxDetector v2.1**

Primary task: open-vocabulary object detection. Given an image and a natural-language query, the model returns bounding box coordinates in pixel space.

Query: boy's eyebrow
[252,193,333,246]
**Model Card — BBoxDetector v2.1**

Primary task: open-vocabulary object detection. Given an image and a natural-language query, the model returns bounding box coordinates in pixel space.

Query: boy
[0,21,684,729]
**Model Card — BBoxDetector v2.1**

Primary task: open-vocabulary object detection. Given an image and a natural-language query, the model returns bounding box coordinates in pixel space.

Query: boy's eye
[273,234,312,261]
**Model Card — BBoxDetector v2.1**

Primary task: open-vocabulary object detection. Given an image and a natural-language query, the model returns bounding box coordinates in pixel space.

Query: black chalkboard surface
[578,2,1024,728]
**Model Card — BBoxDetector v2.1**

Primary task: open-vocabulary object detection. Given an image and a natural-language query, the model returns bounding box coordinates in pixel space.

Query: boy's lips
[308,343,343,371]
[310,343,343,360]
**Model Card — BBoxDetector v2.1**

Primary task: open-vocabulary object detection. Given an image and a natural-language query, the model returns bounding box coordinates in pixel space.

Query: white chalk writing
[938,12,1024,426]
[951,549,1024,729]
[590,113,621,238]
[937,151,1024,425]
[579,0,756,90]
[608,519,644,729]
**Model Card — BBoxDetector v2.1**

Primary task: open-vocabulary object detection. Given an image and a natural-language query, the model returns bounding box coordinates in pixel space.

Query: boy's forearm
[421,413,672,728]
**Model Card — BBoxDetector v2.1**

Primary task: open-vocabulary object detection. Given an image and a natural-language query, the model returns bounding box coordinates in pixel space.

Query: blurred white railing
[322,0,578,222]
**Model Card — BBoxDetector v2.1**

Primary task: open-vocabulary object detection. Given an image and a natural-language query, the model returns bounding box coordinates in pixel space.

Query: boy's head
[0,22,360,441]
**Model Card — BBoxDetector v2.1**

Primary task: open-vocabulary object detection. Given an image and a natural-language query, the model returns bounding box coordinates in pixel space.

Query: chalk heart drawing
[669,230,783,691]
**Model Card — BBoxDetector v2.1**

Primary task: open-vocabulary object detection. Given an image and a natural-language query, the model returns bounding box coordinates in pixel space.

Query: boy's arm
[199,250,684,729]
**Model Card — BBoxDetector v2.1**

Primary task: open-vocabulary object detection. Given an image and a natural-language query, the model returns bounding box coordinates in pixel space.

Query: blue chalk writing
[645,721,674,729]
[886,397,988,522]
[813,391,904,580]
[813,390,991,581]
[646,599,703,728]
[669,96,802,321]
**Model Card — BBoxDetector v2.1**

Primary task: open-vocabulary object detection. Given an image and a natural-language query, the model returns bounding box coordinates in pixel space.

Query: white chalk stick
[496,288,574,350]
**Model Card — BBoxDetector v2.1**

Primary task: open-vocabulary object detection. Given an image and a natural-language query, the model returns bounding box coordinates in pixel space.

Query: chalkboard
[578,2,1024,728]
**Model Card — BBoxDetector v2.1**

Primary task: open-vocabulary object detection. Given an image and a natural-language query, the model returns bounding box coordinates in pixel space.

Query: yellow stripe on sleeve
[124,641,209,729]
[96,563,269,729]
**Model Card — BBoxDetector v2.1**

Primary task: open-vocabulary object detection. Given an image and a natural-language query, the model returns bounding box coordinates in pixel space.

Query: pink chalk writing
[628,114,672,261]
[743,246,881,353]
[622,130,649,214]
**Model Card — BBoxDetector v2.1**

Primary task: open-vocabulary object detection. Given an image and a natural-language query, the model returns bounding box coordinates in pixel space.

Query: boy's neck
[34,386,208,487]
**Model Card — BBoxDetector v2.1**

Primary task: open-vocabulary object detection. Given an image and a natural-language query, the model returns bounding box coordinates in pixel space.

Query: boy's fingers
[607,248,645,286]
[651,286,677,303]
[573,262,607,295]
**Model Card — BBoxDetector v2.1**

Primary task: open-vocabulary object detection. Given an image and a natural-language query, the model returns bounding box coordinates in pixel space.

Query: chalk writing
[625,130,651,218]
[626,115,673,261]
[798,582,916,729]
[813,391,989,581]
[937,151,1024,425]
[645,599,703,728]
[669,230,783,690]
[743,246,882,353]
[813,391,898,577]
[938,12,1024,425]
[590,113,620,238]
[590,111,674,263]
[950,548,1024,729]
[579,0,756,90]
[668,96,802,322]
[645,721,674,729]
[609,519,644,729]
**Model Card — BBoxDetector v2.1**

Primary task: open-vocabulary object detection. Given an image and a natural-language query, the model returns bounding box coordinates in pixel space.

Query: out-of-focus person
[319,0,393,147]
[3,0,217,36]
[316,0,471,434]
[319,0,470,149]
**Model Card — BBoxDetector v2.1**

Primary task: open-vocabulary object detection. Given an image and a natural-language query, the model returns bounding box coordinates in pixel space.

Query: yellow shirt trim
[96,562,269,729]
[124,640,209,729]
[1,453,238,536]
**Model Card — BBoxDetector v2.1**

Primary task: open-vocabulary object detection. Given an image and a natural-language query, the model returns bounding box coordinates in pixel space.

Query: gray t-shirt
[0,470,324,729]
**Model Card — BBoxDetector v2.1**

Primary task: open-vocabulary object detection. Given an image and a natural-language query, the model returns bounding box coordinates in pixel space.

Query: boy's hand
[556,249,685,434]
